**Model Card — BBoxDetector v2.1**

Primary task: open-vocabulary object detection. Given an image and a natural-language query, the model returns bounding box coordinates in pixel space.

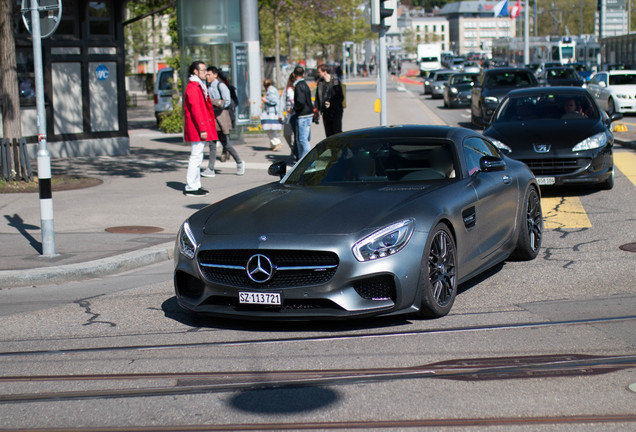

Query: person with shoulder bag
[203,66,245,177]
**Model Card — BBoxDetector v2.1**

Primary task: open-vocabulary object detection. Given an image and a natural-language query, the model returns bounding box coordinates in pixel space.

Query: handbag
[260,109,282,131]
[312,107,320,124]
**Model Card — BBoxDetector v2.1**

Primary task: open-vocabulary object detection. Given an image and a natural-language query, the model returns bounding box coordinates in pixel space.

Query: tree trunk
[273,6,281,88]
[0,0,22,139]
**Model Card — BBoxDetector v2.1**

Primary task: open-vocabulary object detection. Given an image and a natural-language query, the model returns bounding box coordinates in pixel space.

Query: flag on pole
[494,0,509,17]
[510,0,522,18]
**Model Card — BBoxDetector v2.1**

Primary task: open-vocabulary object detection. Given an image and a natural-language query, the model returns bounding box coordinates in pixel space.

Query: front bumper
[518,145,613,186]
[173,232,427,319]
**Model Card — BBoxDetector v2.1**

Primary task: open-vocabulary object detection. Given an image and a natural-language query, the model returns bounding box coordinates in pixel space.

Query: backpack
[227,84,239,126]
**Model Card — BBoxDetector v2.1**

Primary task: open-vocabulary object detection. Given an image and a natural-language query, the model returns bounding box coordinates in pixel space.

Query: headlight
[572,132,608,152]
[615,94,628,99]
[488,137,512,153]
[484,96,499,104]
[178,221,197,259]
[450,87,458,94]
[352,219,415,262]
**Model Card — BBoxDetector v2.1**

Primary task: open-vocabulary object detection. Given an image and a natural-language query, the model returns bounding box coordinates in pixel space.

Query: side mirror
[268,161,287,179]
[479,155,506,172]
[609,112,624,123]
[598,81,606,87]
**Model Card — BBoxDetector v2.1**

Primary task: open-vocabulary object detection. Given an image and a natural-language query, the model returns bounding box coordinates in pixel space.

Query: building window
[88,1,114,37]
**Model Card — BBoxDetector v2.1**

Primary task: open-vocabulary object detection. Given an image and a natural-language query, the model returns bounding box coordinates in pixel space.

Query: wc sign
[96,65,109,81]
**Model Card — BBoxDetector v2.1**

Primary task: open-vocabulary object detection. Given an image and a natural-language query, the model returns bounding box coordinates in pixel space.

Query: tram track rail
[1,353,635,404]
[1,414,635,431]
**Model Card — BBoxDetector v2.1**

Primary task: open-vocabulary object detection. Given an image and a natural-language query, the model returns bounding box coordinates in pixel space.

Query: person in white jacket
[261,79,283,151]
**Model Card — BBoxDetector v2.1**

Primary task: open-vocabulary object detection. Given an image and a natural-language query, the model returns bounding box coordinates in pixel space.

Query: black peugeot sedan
[483,87,623,189]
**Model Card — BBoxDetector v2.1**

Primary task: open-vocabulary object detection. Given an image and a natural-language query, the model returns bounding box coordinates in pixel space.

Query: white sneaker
[236,161,245,176]
[201,167,216,178]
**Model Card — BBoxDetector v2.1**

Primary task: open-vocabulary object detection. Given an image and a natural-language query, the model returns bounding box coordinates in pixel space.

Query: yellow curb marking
[541,196,592,229]
[615,152,636,187]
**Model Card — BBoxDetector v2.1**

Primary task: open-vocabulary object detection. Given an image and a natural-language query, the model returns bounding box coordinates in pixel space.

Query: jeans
[185,141,205,191]
[207,130,241,169]
[296,115,312,160]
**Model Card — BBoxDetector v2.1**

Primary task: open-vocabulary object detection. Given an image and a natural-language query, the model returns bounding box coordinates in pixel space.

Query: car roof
[503,86,591,97]
[484,67,533,73]
[332,125,476,142]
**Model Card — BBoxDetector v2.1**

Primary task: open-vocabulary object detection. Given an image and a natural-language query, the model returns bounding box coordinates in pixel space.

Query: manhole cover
[619,242,636,253]
[105,226,164,234]
[629,382,636,393]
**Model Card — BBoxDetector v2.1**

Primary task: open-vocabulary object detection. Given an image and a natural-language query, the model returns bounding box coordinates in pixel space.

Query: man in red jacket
[183,61,218,196]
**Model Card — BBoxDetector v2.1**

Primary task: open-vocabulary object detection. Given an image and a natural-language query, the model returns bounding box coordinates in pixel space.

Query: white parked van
[154,67,175,126]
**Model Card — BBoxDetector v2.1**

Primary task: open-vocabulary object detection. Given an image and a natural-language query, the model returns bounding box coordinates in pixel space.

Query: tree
[0,0,21,140]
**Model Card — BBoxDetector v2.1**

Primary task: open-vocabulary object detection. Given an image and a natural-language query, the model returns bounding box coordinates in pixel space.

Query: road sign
[21,0,62,39]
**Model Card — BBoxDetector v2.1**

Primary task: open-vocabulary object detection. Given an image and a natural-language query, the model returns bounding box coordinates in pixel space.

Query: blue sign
[96,65,109,81]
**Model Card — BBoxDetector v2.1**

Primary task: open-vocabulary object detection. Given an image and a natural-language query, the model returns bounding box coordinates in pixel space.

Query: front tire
[415,223,457,318]
[511,187,543,260]
[608,98,616,115]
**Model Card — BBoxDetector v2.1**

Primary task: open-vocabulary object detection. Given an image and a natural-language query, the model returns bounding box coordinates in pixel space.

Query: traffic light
[371,0,394,28]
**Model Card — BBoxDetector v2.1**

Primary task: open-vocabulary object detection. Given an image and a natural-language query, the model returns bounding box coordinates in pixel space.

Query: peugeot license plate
[239,292,282,306]
[536,177,555,186]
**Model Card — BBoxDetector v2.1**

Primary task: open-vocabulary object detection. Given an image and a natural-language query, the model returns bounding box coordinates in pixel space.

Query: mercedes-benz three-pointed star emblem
[246,254,275,283]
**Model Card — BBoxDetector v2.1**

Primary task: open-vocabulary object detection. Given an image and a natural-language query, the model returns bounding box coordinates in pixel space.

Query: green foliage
[158,97,183,134]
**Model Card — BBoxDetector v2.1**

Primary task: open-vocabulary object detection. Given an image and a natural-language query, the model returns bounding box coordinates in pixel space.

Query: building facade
[3,0,129,158]
[438,1,517,56]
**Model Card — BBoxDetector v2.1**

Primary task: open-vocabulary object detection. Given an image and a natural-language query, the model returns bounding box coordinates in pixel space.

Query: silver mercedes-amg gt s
[174,125,542,319]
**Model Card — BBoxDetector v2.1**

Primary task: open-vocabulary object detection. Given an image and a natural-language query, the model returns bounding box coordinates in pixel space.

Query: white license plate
[536,177,556,186]
[239,292,282,306]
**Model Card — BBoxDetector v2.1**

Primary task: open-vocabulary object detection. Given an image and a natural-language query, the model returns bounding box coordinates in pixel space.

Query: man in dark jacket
[292,66,314,159]
[314,64,344,137]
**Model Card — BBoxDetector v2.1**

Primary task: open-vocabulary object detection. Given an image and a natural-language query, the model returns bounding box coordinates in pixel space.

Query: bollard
[1,138,11,181]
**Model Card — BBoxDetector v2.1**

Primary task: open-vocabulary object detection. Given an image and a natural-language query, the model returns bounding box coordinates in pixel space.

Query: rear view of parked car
[154,67,174,126]
[471,67,538,128]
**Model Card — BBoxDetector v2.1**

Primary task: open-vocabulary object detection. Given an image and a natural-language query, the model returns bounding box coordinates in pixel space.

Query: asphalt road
[1,73,635,431]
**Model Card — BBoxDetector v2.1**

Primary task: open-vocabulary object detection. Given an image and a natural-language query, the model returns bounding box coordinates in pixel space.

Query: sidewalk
[0,76,436,289]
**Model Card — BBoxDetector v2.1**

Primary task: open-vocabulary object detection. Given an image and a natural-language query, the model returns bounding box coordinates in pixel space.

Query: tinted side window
[463,137,499,175]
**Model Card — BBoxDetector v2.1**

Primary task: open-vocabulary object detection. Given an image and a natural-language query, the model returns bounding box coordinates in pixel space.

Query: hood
[609,84,636,94]
[200,183,441,236]
[485,119,606,154]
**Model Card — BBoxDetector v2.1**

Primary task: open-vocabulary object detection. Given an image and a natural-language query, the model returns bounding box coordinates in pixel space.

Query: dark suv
[471,67,538,128]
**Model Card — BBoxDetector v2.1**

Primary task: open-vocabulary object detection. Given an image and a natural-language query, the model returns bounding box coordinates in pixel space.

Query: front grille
[520,158,588,175]
[197,249,339,289]
[354,275,396,302]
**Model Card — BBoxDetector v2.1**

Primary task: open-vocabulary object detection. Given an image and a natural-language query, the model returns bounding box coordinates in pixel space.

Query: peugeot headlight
[484,96,499,104]
[488,137,512,153]
[353,219,415,262]
[572,132,607,152]
[178,221,197,259]
[450,87,459,94]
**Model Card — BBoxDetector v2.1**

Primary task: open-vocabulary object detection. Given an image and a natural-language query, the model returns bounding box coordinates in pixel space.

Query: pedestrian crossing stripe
[541,196,592,229]
[614,152,636,187]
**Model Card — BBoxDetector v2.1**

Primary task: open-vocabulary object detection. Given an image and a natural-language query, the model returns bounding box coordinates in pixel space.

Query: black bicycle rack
[1,138,33,182]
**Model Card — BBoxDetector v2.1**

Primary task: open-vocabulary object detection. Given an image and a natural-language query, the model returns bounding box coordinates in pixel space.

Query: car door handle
[502,175,511,184]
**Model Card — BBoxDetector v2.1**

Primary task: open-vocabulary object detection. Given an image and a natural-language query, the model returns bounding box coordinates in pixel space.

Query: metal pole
[379,26,388,126]
[524,0,530,65]
[31,0,56,256]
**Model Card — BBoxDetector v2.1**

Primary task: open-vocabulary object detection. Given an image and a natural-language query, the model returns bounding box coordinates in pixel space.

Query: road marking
[541,196,592,229]
[615,152,636,187]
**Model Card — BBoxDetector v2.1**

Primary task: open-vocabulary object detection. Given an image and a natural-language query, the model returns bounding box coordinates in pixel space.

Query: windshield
[485,71,534,88]
[284,137,457,185]
[450,74,478,86]
[609,74,636,85]
[494,93,599,122]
